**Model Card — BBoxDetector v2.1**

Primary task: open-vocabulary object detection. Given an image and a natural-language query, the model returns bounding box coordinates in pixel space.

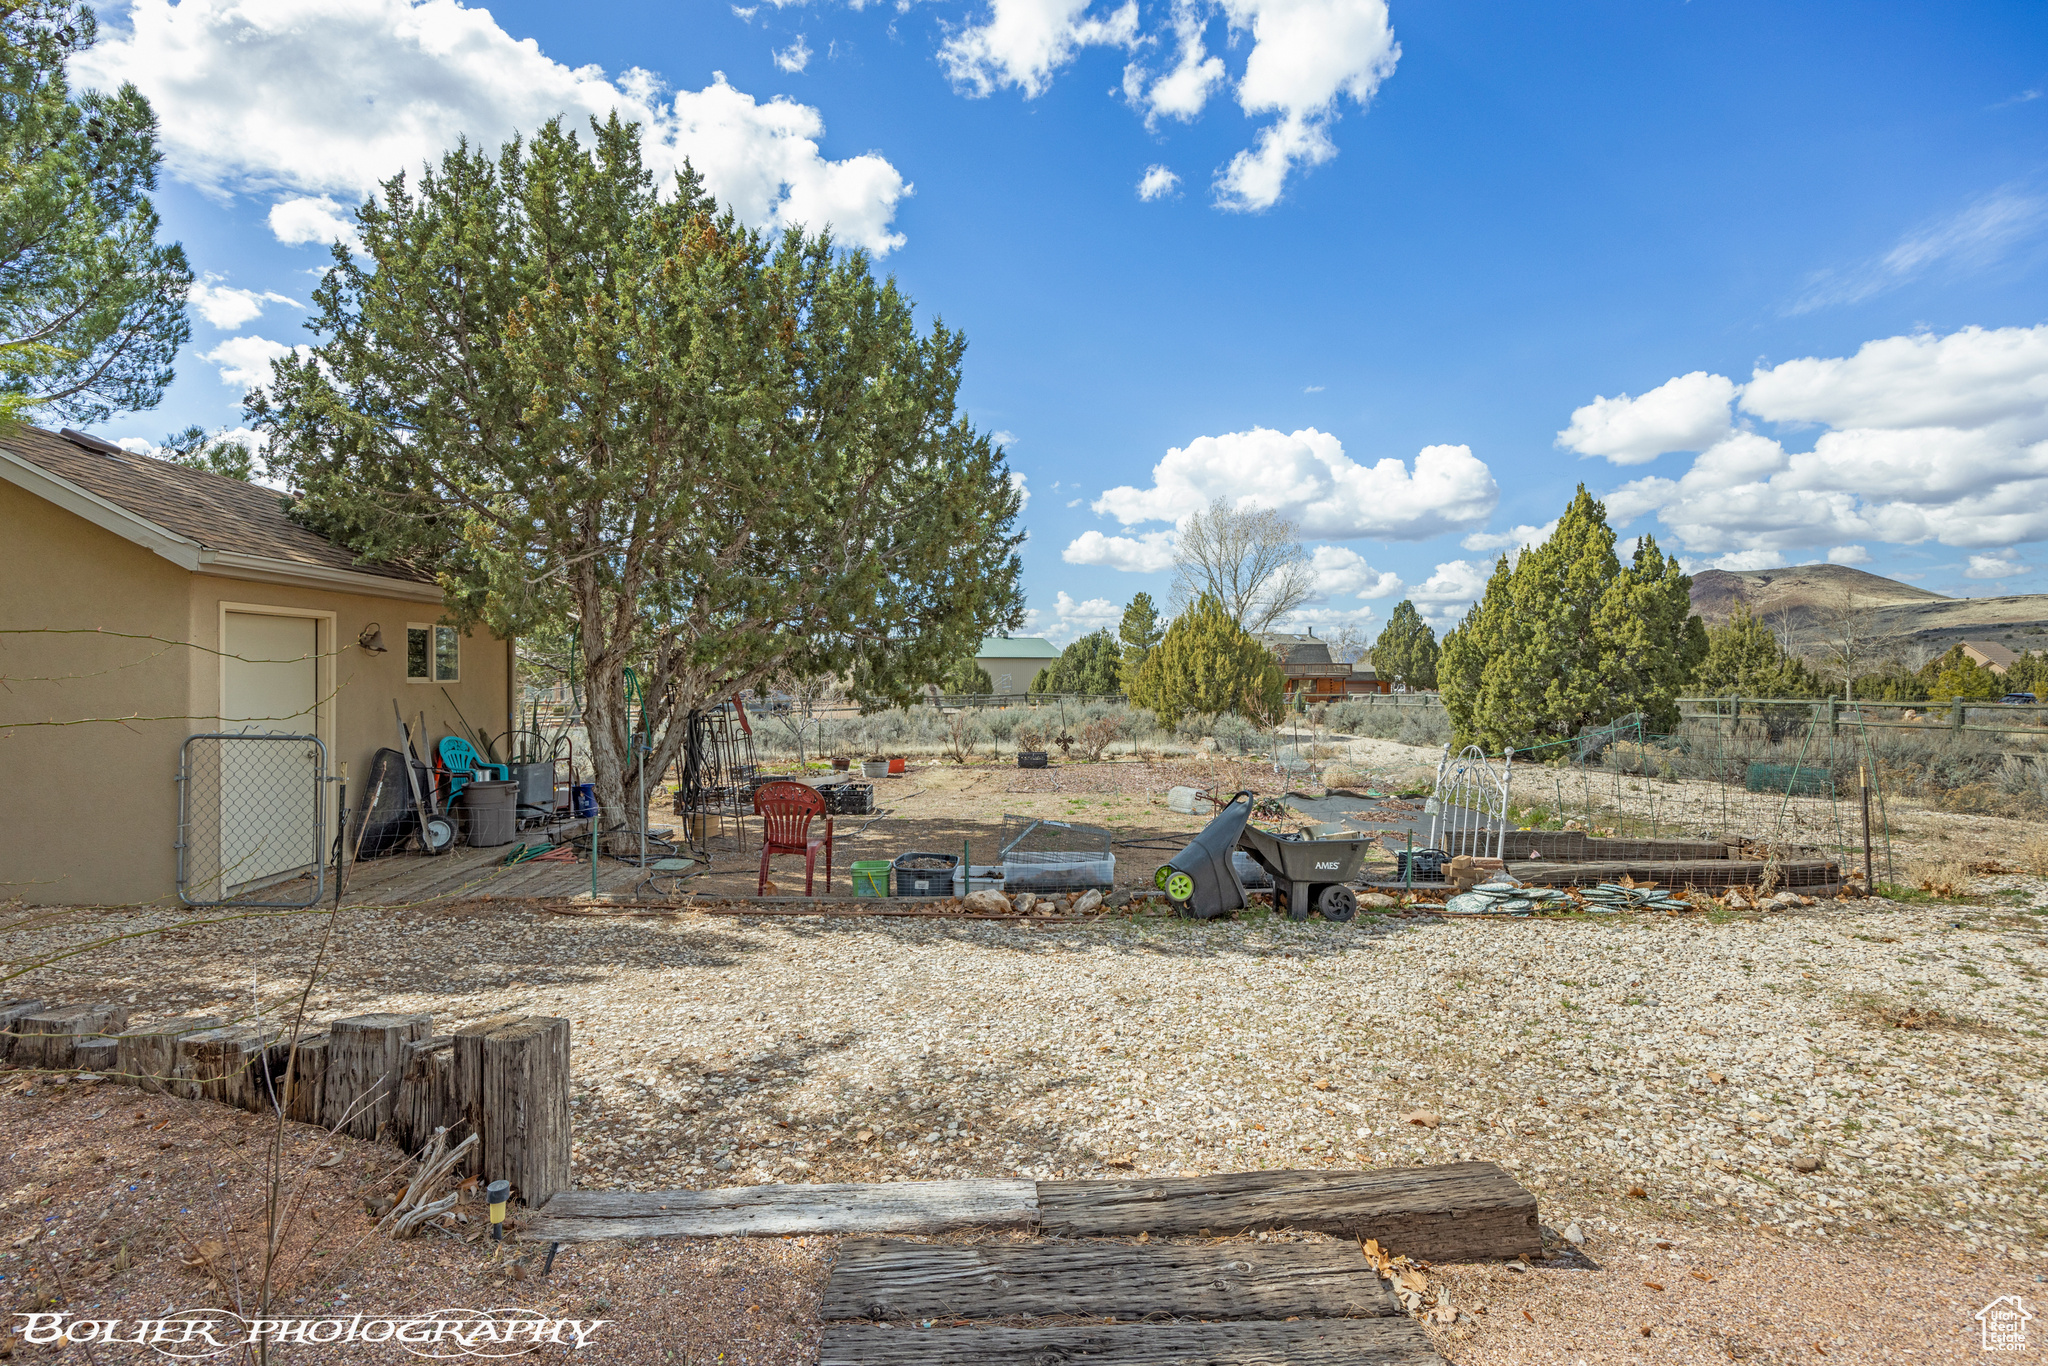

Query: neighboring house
[972,636,1060,696]
[1257,632,1391,697]
[0,425,513,907]
[1960,640,2020,674]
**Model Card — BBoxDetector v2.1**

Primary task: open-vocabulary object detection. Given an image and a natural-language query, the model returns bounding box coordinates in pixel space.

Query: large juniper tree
[255,116,1024,845]
[1369,599,1437,691]
[1439,486,1703,753]
[0,0,192,424]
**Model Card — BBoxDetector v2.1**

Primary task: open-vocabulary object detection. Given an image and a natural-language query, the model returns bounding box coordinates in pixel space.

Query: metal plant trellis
[1427,743,1515,860]
[177,732,330,907]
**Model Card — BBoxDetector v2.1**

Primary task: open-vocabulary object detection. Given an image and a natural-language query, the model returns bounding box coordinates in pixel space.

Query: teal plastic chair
[437,736,495,803]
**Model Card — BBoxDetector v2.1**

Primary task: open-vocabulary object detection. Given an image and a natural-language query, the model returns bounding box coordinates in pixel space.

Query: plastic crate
[893,851,959,897]
[820,780,874,815]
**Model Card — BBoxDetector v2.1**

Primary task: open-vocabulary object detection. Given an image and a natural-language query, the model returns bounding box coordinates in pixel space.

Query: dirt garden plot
[6,755,2048,1361]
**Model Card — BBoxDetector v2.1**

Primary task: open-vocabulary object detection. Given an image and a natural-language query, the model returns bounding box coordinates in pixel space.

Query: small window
[434,625,460,682]
[406,624,460,682]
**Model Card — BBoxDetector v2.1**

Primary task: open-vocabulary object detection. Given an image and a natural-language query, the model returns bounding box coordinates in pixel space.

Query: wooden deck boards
[821,1239,1400,1322]
[1037,1163,1539,1263]
[522,1179,1041,1243]
[816,1319,1440,1365]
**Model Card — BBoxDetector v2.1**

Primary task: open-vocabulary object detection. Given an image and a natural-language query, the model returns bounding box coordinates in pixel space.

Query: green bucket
[851,860,893,897]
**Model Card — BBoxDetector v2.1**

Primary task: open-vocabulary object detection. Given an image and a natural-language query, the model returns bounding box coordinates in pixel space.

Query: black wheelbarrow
[1236,822,1367,921]
[1154,791,1368,922]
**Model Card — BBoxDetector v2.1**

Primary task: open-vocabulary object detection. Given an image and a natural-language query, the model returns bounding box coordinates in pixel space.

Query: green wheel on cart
[1154,865,1172,890]
[1163,870,1196,904]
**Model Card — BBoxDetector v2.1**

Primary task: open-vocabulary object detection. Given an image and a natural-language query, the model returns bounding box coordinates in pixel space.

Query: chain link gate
[177,732,329,906]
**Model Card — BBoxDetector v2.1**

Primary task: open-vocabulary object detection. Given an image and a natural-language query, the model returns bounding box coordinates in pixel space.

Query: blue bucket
[572,782,595,817]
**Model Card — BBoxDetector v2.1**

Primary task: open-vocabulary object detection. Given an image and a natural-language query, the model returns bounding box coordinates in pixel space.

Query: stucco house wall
[0,429,511,907]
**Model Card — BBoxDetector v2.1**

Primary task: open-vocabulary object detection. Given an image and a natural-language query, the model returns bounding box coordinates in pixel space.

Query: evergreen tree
[1370,599,1438,690]
[1128,595,1285,727]
[1690,603,1819,697]
[1591,533,1702,733]
[2004,650,2048,698]
[1117,591,1162,692]
[1438,486,1704,752]
[1919,644,2001,703]
[1034,628,1122,694]
[159,423,254,481]
[0,2,192,425]
[1439,554,1515,747]
[945,656,993,694]
[255,117,1023,846]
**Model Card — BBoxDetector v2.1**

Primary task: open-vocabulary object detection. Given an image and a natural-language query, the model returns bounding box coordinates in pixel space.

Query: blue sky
[75,0,2048,643]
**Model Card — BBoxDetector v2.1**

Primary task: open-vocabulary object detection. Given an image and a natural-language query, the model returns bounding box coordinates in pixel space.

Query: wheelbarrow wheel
[1154,865,1173,891]
[1317,884,1358,922]
[1163,869,1196,905]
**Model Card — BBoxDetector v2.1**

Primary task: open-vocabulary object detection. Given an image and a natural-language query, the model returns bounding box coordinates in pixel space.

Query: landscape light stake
[488,1180,510,1242]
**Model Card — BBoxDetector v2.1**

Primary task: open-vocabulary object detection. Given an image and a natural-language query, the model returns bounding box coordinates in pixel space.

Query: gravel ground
[8,754,2048,1361]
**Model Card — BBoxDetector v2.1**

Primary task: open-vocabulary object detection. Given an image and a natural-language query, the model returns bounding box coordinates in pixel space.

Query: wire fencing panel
[178,733,328,907]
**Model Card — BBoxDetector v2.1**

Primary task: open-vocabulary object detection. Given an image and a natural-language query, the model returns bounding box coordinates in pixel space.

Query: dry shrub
[2023,832,2048,877]
[1904,856,1971,900]
[1076,716,1120,762]
[1323,763,1371,790]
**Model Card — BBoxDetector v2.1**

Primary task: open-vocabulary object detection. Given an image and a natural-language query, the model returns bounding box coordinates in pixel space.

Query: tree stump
[324,1013,431,1141]
[73,1037,118,1073]
[15,1005,129,1070]
[394,1035,455,1156]
[0,1000,45,1063]
[178,1024,280,1110]
[454,1015,571,1206]
[119,1016,224,1095]
[273,1033,328,1125]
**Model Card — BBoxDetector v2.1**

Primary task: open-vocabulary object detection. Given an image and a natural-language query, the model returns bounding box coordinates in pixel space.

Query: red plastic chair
[753,781,833,896]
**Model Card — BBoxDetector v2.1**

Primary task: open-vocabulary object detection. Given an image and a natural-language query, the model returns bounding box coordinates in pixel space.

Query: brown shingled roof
[1,424,431,586]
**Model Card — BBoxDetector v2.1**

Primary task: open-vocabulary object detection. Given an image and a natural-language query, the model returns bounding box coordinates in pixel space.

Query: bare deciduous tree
[1170,499,1316,634]
[1815,588,1894,699]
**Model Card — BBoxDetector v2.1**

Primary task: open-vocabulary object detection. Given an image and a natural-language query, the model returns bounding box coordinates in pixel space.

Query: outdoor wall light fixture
[358,623,388,653]
[487,1180,511,1241]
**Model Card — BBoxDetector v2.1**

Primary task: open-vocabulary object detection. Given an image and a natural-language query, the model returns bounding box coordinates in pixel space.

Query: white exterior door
[220,612,319,889]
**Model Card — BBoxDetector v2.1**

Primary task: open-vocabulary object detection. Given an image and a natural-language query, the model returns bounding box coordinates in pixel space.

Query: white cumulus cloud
[1062,528,1177,573]
[1009,470,1030,510]
[1589,324,2048,557]
[772,34,812,72]
[78,0,911,255]
[1213,0,1399,211]
[1966,552,2028,580]
[1091,426,1497,541]
[940,0,1139,98]
[1826,545,1872,566]
[1556,371,1736,465]
[1137,164,1181,200]
[1460,519,1557,555]
[187,275,301,328]
[266,195,363,252]
[1038,590,1123,643]
[1306,544,1401,601]
[1124,0,1226,125]
[199,335,311,391]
